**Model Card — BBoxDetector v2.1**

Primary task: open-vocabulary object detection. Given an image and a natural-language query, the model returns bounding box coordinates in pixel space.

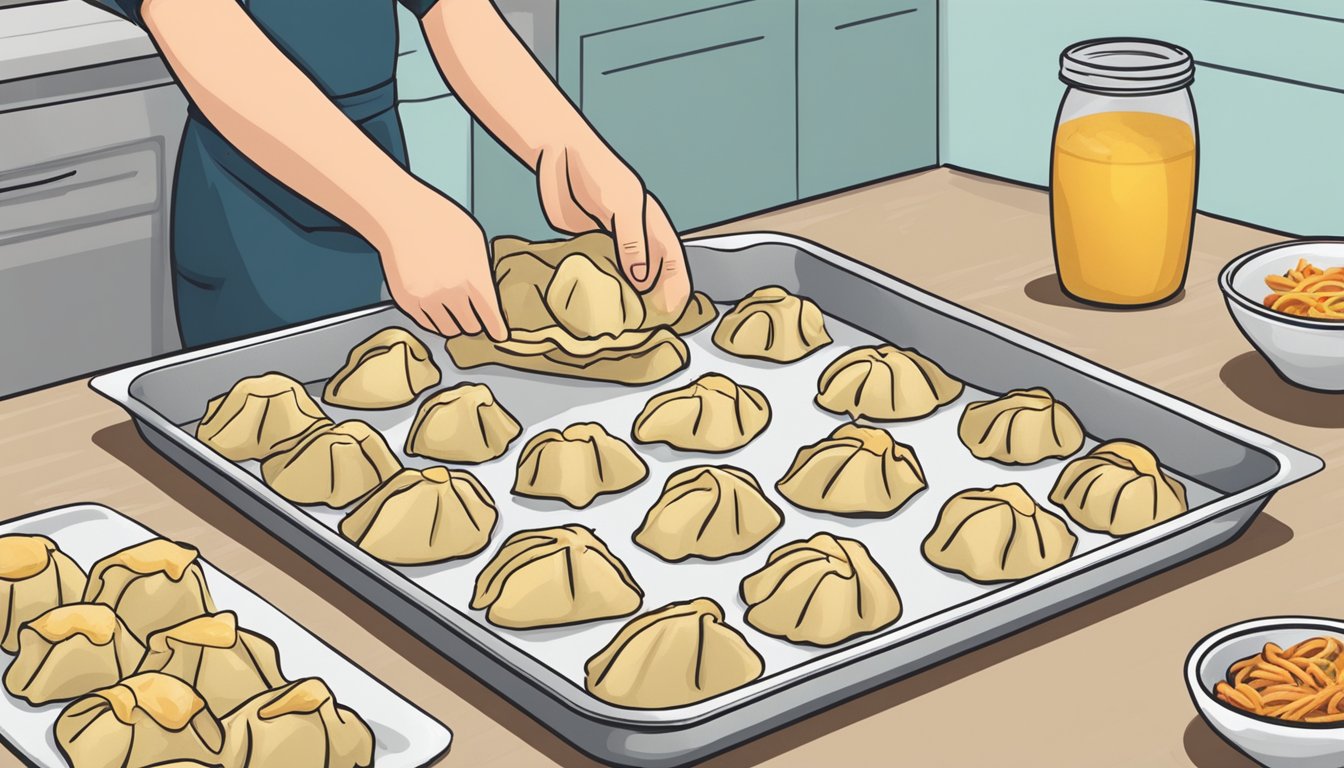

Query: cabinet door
[798,0,936,198]
[579,0,796,230]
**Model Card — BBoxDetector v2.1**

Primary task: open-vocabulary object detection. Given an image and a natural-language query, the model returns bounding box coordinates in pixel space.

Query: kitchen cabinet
[797,0,936,198]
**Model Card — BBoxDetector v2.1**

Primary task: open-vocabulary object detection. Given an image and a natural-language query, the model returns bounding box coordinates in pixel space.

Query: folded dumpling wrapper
[404,383,521,463]
[514,422,648,507]
[776,423,926,515]
[340,467,497,565]
[634,466,782,561]
[85,539,216,642]
[260,421,401,507]
[741,533,901,646]
[445,326,690,385]
[472,525,643,629]
[545,251,648,338]
[55,672,225,768]
[0,534,87,653]
[816,345,964,421]
[632,373,771,453]
[585,598,764,709]
[923,483,1078,583]
[4,603,144,704]
[322,327,441,409]
[221,678,373,768]
[712,286,832,363]
[136,611,286,716]
[1050,440,1189,535]
[958,387,1085,464]
[196,373,332,462]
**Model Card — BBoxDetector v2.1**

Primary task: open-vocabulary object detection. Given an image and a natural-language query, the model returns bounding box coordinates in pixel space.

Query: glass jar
[1050,38,1198,307]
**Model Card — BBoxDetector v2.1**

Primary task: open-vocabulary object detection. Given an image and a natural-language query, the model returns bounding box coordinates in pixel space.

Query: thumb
[612,200,655,291]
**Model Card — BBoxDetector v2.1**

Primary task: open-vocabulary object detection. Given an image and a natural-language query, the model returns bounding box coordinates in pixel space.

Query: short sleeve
[397,0,440,18]
[81,0,147,28]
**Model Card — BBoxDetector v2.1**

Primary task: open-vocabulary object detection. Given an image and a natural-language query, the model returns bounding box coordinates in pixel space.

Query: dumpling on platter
[514,423,648,508]
[4,603,144,705]
[584,598,764,709]
[404,383,521,463]
[712,286,832,363]
[339,467,497,565]
[1049,440,1189,536]
[634,466,782,561]
[196,373,331,461]
[322,327,441,409]
[922,484,1077,583]
[631,373,771,453]
[221,678,373,768]
[260,421,401,507]
[85,539,216,642]
[55,672,225,768]
[446,326,690,385]
[471,525,642,629]
[957,388,1085,464]
[137,611,286,717]
[545,251,647,339]
[776,423,926,516]
[741,533,901,646]
[815,345,963,421]
[0,534,87,653]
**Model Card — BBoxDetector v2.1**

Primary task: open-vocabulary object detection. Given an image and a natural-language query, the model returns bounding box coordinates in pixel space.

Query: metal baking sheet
[91,232,1322,767]
[0,504,451,768]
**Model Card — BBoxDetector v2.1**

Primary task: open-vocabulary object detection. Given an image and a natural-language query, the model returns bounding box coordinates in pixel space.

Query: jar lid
[1060,38,1194,95]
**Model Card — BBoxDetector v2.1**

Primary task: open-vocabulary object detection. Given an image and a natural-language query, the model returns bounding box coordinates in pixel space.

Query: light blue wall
[395,7,472,208]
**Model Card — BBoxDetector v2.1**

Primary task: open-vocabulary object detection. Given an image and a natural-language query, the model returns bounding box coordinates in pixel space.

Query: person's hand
[375,190,508,341]
[536,139,691,317]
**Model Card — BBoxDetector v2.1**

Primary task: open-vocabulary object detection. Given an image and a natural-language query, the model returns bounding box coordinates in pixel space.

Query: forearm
[143,0,437,252]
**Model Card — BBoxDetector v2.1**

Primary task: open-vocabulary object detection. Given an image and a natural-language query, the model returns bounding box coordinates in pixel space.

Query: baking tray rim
[89,231,1324,730]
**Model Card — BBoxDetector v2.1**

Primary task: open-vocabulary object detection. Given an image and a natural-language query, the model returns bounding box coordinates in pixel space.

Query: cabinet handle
[0,169,77,197]
[602,35,766,76]
[835,7,918,31]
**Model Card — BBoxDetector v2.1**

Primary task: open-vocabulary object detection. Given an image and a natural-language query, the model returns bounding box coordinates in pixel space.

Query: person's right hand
[375,191,508,342]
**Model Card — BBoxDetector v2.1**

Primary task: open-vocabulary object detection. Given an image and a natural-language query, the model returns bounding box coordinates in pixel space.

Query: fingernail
[631,264,648,282]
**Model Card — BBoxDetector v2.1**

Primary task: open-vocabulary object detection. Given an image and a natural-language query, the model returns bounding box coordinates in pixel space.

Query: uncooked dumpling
[545,252,646,338]
[340,466,497,565]
[1050,440,1189,535]
[514,423,648,507]
[404,383,521,463]
[196,373,331,461]
[322,327,441,409]
[55,672,226,768]
[446,326,690,385]
[260,421,401,507]
[644,290,719,336]
[585,598,764,709]
[922,484,1077,583]
[635,466,782,561]
[631,373,770,453]
[4,604,144,705]
[471,525,642,629]
[220,678,373,768]
[776,423,926,516]
[137,611,286,716]
[741,533,901,646]
[85,539,216,641]
[0,534,87,653]
[713,286,832,362]
[816,345,963,421]
[958,388,1084,464]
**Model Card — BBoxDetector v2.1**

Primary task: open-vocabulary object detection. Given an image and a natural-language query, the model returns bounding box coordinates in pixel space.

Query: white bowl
[1186,617,1344,768]
[1220,240,1344,392]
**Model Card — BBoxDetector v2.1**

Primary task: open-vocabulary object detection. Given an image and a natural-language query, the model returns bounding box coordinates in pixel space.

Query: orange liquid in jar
[1051,110,1197,305]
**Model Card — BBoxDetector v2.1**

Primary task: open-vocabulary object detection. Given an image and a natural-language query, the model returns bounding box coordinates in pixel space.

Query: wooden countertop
[2,168,1339,767]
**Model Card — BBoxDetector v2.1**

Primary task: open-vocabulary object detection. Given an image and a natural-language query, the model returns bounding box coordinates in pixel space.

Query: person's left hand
[536,139,691,317]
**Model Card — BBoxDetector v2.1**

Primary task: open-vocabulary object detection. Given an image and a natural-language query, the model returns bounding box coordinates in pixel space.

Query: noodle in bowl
[1219,240,1344,392]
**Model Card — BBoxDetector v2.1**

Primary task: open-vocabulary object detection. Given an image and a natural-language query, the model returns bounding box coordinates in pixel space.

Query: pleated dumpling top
[815,345,963,421]
[634,466,783,561]
[4,603,144,705]
[340,467,498,565]
[471,525,643,629]
[0,534,87,653]
[55,672,226,768]
[513,423,648,507]
[404,383,521,463]
[136,611,286,716]
[631,373,771,453]
[220,678,374,768]
[84,539,216,642]
[741,533,902,646]
[196,373,331,461]
[585,598,764,709]
[322,327,441,409]
[1050,440,1189,536]
[260,421,401,507]
[923,484,1077,583]
[958,388,1085,464]
[712,286,832,363]
[776,424,926,516]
